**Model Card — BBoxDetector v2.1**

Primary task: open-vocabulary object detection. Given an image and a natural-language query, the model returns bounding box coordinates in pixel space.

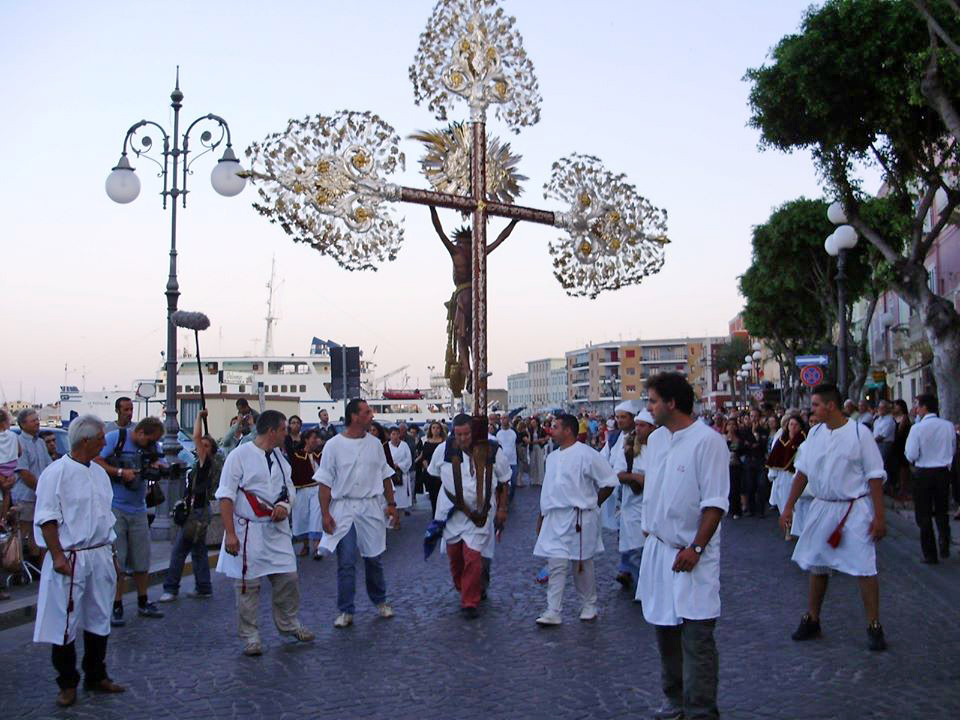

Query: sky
[1,0,830,403]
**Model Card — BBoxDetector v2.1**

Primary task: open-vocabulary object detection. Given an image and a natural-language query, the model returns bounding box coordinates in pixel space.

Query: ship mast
[264,255,280,356]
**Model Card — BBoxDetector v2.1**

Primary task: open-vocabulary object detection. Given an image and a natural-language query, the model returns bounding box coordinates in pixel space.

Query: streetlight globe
[752,350,761,360]
[827,201,847,225]
[744,355,752,363]
[834,224,859,250]
[824,231,839,257]
[751,341,761,352]
[211,147,247,197]
[105,156,141,204]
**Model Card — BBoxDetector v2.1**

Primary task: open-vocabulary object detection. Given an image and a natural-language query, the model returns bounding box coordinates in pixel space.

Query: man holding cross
[428,413,510,618]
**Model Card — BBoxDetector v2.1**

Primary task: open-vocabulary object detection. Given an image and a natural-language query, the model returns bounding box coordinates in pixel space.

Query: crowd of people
[2,378,959,717]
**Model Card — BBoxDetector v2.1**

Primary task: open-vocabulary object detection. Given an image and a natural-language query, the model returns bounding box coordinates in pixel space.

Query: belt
[816,492,869,503]
[63,541,113,645]
[650,533,684,550]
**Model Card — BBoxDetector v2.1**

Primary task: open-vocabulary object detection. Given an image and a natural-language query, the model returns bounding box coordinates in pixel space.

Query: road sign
[796,354,829,366]
[800,365,825,387]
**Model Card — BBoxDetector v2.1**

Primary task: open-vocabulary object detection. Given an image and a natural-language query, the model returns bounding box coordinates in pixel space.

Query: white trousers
[545,557,596,614]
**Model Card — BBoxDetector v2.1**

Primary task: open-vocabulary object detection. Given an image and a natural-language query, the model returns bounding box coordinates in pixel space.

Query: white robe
[613,441,646,553]
[215,443,297,580]
[791,420,886,576]
[533,442,619,561]
[314,433,394,558]
[33,456,117,645]
[637,422,729,626]
[388,440,413,510]
[599,434,623,531]
[431,440,511,557]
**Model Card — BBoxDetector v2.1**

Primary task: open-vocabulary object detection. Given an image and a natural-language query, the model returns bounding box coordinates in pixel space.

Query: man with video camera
[94,416,167,626]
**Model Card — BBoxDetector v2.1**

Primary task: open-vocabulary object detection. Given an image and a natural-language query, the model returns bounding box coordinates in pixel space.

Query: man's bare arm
[17,469,38,491]
[486,219,519,254]
[430,206,455,254]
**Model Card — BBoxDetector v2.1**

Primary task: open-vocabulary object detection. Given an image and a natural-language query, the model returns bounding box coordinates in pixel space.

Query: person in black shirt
[159,409,218,602]
[417,421,446,515]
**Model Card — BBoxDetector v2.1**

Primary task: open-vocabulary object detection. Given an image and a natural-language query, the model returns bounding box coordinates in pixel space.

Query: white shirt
[495,428,518,465]
[432,440,511,555]
[794,420,886,499]
[388,439,412,474]
[314,433,394,499]
[33,455,116,550]
[613,438,646,552]
[637,420,729,625]
[214,442,297,579]
[540,441,619,514]
[872,414,896,443]
[905,413,956,468]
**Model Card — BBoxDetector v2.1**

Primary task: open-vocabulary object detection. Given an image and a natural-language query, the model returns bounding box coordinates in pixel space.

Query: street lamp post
[106,69,246,535]
[825,203,860,398]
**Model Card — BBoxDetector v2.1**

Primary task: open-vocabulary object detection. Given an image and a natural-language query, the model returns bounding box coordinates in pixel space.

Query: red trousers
[447,541,484,609]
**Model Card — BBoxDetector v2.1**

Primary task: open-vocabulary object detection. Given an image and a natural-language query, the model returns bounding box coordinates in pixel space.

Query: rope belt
[63,541,112,645]
[822,492,869,549]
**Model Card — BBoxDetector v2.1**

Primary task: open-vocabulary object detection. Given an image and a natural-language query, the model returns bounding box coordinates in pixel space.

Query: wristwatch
[691,544,704,555]
[116,467,123,479]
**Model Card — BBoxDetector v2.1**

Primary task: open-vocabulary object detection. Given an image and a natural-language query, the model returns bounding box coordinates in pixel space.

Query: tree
[715,335,750,404]
[739,198,887,404]
[745,0,960,420]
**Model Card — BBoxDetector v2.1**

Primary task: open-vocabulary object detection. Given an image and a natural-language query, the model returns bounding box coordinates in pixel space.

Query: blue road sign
[795,354,829,366]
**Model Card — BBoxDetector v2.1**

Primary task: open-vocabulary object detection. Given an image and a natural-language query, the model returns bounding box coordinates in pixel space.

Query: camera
[116,447,183,485]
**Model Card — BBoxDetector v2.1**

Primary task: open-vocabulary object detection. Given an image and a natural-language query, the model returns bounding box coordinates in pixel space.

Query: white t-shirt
[314,433,394,499]
[495,428,518,465]
[794,420,886,499]
[539,442,619,513]
[33,456,116,550]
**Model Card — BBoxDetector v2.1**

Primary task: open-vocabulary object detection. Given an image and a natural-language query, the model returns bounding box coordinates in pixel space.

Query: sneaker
[651,703,684,720]
[535,611,562,626]
[579,606,598,622]
[111,606,125,627]
[867,622,887,652]
[187,591,212,599]
[791,613,821,641]
[334,612,353,628]
[288,626,315,643]
[243,641,263,657]
[137,602,164,619]
[377,603,395,619]
[158,592,177,603]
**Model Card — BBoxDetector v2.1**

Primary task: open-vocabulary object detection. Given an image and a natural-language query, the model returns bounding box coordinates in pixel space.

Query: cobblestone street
[1,487,958,719]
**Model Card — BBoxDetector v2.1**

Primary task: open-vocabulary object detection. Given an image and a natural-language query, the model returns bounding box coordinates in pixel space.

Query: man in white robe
[33,415,125,708]
[780,384,888,652]
[638,373,728,720]
[613,409,656,592]
[216,410,314,656]
[429,414,510,618]
[607,400,639,588]
[388,426,413,513]
[534,414,618,626]
[316,399,399,628]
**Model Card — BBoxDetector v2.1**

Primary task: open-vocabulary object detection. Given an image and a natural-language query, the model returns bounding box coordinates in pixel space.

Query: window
[281,385,288,392]
[220,385,227,393]
[238,385,246,393]
[625,349,635,358]
[626,385,636,393]
[299,385,306,392]
[271,385,279,392]
[626,367,636,376]
[176,386,183,393]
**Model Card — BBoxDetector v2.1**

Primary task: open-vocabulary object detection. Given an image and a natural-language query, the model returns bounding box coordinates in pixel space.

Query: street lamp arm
[120,119,171,157]
[180,114,235,206]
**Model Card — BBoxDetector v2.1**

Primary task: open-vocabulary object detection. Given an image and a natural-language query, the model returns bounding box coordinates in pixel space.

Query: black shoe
[461,606,480,620]
[791,613,821,641]
[615,572,633,590]
[111,606,125,627]
[137,602,164,619]
[867,622,887,651]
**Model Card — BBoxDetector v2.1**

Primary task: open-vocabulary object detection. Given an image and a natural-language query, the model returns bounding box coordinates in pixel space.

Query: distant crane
[264,255,282,356]
[371,364,410,391]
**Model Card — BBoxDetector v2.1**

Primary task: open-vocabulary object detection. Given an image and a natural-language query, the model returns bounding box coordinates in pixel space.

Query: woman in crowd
[890,399,911,500]
[514,417,529,486]
[725,419,743,519]
[283,415,303,459]
[526,416,547,486]
[766,414,806,517]
[416,421,446,515]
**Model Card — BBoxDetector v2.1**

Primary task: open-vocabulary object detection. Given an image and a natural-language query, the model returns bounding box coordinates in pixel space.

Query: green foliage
[744,0,960,177]
[715,336,750,382]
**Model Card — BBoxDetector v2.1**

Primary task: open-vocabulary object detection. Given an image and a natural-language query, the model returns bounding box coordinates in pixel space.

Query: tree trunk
[848,293,880,402]
[921,294,960,422]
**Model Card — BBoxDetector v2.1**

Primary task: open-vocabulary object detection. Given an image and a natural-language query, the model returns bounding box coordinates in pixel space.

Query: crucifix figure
[430,205,518,397]
[243,0,670,424]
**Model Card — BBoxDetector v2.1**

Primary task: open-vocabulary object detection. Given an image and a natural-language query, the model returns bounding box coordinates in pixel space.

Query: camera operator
[221,405,256,455]
[159,409,218,602]
[93,417,166,626]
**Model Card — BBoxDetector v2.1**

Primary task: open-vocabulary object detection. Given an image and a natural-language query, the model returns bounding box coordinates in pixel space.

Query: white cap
[614,400,639,415]
[636,410,655,426]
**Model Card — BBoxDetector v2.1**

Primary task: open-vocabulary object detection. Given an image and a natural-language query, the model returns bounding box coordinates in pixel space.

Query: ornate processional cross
[242,0,670,415]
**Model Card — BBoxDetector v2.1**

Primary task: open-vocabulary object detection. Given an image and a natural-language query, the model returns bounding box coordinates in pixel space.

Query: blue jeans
[162,511,211,595]
[618,548,643,588]
[336,524,386,614]
[508,464,519,501]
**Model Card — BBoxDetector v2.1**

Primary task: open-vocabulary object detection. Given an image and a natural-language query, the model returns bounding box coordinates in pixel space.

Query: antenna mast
[264,255,280,356]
